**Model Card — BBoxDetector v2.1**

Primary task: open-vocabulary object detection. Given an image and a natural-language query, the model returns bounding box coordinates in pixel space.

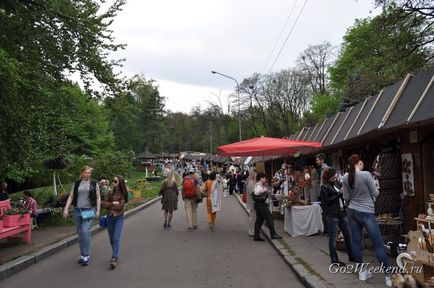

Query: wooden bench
[0,200,31,243]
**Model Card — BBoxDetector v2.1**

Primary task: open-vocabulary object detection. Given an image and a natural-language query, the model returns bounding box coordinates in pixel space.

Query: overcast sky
[109,0,380,113]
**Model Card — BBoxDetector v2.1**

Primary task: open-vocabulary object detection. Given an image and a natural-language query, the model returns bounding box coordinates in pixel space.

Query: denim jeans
[348,208,390,273]
[326,214,353,263]
[73,208,94,256]
[107,214,124,259]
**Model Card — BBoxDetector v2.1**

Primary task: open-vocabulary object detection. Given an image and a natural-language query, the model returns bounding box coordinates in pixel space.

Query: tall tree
[329,7,433,107]
[0,0,126,96]
[296,41,336,95]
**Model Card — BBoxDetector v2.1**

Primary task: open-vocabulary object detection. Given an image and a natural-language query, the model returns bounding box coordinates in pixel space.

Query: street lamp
[211,70,242,141]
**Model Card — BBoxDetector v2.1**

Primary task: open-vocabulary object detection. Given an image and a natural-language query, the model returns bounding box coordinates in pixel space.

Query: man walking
[182,169,199,230]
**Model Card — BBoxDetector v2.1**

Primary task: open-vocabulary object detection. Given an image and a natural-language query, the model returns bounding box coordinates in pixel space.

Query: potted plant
[3,208,30,227]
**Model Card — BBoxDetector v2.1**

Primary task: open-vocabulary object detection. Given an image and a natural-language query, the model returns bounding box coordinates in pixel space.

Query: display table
[284,204,324,237]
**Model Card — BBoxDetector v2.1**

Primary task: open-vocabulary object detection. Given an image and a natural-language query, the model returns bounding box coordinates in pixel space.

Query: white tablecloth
[284,204,324,237]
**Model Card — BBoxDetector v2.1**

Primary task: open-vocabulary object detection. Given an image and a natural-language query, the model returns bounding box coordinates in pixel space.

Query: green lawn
[9,168,167,227]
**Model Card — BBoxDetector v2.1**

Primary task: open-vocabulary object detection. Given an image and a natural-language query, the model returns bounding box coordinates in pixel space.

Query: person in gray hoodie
[343,154,391,287]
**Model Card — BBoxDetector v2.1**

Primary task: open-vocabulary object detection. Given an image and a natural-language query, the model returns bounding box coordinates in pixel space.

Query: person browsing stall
[320,168,354,267]
[343,154,391,287]
[253,172,282,241]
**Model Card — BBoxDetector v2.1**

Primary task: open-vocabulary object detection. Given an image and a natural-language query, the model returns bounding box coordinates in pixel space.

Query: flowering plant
[5,208,28,215]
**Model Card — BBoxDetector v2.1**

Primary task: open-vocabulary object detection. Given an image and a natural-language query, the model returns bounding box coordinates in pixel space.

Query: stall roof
[291,67,434,150]
[137,150,157,159]
[323,111,346,146]
[360,79,404,135]
[314,117,334,143]
[387,68,434,127]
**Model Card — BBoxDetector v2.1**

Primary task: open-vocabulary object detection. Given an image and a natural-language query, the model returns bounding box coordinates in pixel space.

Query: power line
[267,0,309,73]
[261,0,299,74]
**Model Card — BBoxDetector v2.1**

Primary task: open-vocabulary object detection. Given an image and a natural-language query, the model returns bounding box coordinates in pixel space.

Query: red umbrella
[217,137,322,157]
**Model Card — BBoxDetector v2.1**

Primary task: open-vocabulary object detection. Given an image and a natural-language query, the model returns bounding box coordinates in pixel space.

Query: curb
[0,196,162,281]
[233,194,329,288]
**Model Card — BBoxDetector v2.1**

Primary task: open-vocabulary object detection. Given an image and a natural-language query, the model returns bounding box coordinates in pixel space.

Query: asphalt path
[2,195,304,288]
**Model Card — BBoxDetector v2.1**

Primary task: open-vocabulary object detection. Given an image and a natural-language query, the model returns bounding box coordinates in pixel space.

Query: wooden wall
[401,126,434,232]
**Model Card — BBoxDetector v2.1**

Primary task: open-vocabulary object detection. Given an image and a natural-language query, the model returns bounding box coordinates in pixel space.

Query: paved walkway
[234,195,398,288]
[0,196,304,288]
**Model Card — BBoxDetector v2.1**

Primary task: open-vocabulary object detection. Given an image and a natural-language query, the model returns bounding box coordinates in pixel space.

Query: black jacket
[320,183,346,216]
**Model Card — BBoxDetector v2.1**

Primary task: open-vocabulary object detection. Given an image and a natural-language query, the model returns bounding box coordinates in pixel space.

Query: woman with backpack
[202,172,222,229]
[102,175,128,269]
[63,165,101,266]
[159,172,179,229]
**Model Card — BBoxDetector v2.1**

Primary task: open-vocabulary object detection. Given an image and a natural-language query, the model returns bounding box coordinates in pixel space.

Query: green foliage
[309,92,342,122]
[0,0,126,96]
[329,8,433,107]
[104,76,166,153]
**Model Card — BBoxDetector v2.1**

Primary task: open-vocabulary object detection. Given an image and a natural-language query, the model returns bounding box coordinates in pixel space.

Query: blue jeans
[107,214,124,259]
[73,208,94,256]
[348,209,390,273]
[326,214,353,263]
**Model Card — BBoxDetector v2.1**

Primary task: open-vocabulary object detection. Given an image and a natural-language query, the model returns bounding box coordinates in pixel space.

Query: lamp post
[211,70,242,141]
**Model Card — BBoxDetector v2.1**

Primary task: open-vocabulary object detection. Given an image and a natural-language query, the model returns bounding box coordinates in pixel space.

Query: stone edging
[233,194,329,288]
[0,196,162,281]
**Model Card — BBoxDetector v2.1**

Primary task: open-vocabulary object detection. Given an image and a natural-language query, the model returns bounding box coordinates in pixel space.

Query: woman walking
[202,172,222,229]
[159,172,179,228]
[320,167,354,266]
[63,166,101,266]
[245,168,257,237]
[102,175,128,269]
[343,154,391,287]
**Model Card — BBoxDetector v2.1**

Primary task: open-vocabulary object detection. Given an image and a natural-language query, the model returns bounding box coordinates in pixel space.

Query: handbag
[80,209,95,220]
[99,215,107,227]
[251,192,268,202]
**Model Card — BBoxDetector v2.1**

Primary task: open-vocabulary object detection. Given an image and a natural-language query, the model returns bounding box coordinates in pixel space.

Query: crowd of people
[1,155,393,286]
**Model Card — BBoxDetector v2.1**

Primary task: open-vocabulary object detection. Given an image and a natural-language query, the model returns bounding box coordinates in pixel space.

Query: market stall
[284,204,323,237]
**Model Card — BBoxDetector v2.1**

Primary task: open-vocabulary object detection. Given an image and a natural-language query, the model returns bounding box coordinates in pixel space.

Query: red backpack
[182,177,196,198]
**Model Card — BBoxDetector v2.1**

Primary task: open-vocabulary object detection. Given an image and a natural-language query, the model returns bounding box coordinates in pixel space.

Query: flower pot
[4,213,30,227]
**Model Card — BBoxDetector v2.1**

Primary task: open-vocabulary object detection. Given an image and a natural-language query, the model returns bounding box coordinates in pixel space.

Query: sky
[108,0,380,113]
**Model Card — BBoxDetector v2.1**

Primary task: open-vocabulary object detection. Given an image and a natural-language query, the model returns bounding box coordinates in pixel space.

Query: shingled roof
[292,67,434,148]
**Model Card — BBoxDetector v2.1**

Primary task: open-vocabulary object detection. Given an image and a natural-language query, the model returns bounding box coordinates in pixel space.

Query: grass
[7,168,165,228]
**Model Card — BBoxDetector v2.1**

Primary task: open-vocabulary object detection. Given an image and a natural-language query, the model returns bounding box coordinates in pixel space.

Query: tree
[238,69,311,137]
[0,0,126,96]
[329,7,433,107]
[296,41,336,95]
[105,76,166,154]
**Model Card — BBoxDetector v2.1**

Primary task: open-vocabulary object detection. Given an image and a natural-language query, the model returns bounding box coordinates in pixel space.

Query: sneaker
[78,255,84,264]
[81,255,90,266]
[193,225,198,229]
[385,275,392,287]
[110,258,117,269]
[209,223,214,230]
[163,222,167,228]
[188,227,193,231]
[167,224,172,228]
[358,270,372,281]
[254,237,265,241]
